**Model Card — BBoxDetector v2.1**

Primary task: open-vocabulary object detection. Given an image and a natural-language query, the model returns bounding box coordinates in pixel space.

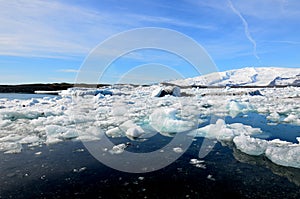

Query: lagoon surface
[1,136,299,198]
[0,89,299,198]
[0,93,58,101]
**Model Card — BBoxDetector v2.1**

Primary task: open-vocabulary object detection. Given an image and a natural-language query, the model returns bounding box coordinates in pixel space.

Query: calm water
[0,138,299,199]
[0,94,299,198]
[0,93,58,100]
[225,113,300,143]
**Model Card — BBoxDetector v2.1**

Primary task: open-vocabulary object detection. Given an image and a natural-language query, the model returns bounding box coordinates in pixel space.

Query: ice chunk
[227,100,253,118]
[189,119,262,142]
[19,135,40,144]
[0,142,22,154]
[60,87,112,97]
[119,120,137,132]
[265,144,300,168]
[149,108,195,133]
[110,143,127,154]
[283,114,298,123]
[172,86,181,97]
[45,125,78,141]
[151,86,181,97]
[1,111,45,121]
[207,174,215,181]
[151,87,163,97]
[234,135,300,168]
[125,126,144,138]
[233,135,268,156]
[106,127,124,138]
[94,93,105,101]
[189,159,205,165]
[73,167,87,173]
[173,147,183,153]
[195,164,206,169]
[267,112,280,122]
[112,105,128,116]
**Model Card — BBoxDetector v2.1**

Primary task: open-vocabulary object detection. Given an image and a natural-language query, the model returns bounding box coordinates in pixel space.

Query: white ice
[234,135,300,168]
[188,119,262,142]
[149,108,195,133]
[0,81,299,169]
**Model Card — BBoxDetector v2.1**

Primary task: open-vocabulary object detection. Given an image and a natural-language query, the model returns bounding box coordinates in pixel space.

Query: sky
[0,0,300,84]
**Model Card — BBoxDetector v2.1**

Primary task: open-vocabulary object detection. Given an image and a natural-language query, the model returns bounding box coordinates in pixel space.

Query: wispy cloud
[262,40,300,45]
[228,0,260,61]
[128,14,216,30]
[230,0,300,19]
[0,0,133,59]
[58,69,79,73]
[0,0,216,60]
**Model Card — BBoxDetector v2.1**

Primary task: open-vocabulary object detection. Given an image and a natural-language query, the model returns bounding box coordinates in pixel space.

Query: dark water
[0,136,299,199]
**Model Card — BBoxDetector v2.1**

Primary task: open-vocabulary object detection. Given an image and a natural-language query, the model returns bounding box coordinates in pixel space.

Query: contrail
[228,0,260,61]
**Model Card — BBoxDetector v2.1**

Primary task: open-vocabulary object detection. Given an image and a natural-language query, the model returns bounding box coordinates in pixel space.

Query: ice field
[0,84,299,169]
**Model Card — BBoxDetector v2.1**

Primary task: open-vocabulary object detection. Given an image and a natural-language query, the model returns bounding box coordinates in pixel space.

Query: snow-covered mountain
[172,67,300,87]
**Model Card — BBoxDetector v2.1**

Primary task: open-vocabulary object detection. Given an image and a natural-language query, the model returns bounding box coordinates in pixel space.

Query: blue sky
[1,0,300,84]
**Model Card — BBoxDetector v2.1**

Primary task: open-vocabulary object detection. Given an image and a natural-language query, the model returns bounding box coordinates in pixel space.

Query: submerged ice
[0,86,299,168]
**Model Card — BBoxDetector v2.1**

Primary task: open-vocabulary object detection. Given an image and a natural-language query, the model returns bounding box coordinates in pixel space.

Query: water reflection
[233,146,300,186]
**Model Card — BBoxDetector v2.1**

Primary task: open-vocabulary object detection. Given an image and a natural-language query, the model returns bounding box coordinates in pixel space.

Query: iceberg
[234,136,300,168]
[149,108,195,133]
[188,119,262,142]
[233,135,268,156]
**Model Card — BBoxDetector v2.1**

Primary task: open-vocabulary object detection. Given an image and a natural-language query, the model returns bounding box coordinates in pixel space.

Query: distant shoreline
[0,83,74,94]
[0,83,299,95]
[0,83,107,94]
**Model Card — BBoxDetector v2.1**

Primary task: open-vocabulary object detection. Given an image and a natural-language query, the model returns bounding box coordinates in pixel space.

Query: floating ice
[45,125,78,141]
[207,174,215,181]
[0,142,22,154]
[173,147,183,153]
[73,167,87,173]
[233,135,268,156]
[265,140,300,168]
[189,159,205,165]
[106,127,124,138]
[267,112,280,122]
[227,100,253,118]
[234,135,300,168]
[125,126,145,138]
[151,86,181,97]
[195,164,206,169]
[60,87,112,97]
[0,85,299,170]
[149,108,195,133]
[189,119,262,142]
[110,143,127,154]
[151,87,163,97]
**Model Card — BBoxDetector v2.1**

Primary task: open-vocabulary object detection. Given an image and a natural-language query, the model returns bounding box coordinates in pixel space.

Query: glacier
[171,67,300,87]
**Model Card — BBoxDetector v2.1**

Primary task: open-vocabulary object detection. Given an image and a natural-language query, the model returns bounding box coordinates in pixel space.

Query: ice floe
[149,108,195,133]
[234,136,300,168]
[188,119,262,142]
[0,85,299,169]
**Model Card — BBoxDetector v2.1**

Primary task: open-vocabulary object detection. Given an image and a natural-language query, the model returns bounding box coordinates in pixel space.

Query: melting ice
[0,85,299,169]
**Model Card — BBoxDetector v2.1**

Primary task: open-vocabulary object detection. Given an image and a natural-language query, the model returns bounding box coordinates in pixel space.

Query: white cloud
[127,14,216,30]
[0,0,128,59]
[230,0,300,19]
[0,0,216,60]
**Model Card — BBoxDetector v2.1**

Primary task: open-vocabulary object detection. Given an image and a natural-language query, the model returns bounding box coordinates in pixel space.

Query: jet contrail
[228,0,260,61]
